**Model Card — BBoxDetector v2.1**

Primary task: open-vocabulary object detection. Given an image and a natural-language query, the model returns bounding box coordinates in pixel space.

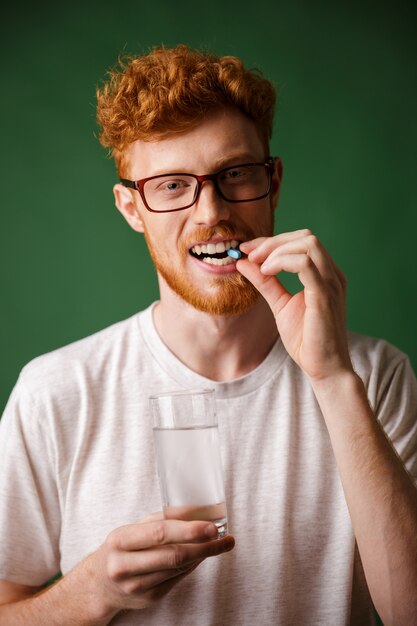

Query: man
[0,45,416,626]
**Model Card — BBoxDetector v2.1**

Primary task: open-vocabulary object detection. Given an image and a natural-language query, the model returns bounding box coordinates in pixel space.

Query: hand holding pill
[235,231,351,383]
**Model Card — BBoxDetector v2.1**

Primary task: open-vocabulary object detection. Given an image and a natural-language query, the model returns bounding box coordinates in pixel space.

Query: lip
[189,252,238,274]
[188,236,242,249]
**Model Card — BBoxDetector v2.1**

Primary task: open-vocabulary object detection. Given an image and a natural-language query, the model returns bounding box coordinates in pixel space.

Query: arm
[238,230,417,626]
[0,517,234,625]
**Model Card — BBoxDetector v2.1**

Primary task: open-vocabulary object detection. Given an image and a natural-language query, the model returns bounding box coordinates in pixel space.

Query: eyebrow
[210,153,265,170]
[143,153,266,178]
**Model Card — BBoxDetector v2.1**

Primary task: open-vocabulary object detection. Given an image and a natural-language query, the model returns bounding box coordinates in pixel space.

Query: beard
[143,217,274,316]
[158,264,260,316]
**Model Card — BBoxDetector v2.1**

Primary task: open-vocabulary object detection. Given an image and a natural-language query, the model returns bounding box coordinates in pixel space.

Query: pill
[227,249,242,260]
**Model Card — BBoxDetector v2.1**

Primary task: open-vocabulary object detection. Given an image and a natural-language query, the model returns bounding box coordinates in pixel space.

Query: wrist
[309,368,367,411]
[59,552,121,625]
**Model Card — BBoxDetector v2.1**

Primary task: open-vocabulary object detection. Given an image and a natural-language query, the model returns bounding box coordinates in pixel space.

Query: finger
[108,519,220,552]
[246,232,327,272]
[274,235,341,281]
[259,237,325,265]
[236,258,292,316]
[260,240,346,306]
[237,253,325,318]
[143,559,201,594]
[259,253,324,294]
[112,560,203,611]
[240,229,315,258]
[239,236,269,255]
[130,561,202,607]
[109,534,235,577]
[139,512,164,524]
[248,233,345,295]
[333,261,348,291]
[149,558,201,590]
[109,556,203,589]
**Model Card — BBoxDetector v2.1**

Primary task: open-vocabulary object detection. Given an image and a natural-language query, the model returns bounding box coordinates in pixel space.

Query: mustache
[181,222,256,253]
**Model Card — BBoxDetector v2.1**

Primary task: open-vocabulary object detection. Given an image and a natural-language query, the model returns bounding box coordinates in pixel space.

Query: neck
[152,285,278,382]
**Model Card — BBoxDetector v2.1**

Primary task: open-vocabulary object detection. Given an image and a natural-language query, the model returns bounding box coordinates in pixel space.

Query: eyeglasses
[120,157,276,213]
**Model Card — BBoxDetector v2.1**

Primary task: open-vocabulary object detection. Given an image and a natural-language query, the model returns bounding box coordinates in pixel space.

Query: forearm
[312,370,417,626]
[0,559,119,626]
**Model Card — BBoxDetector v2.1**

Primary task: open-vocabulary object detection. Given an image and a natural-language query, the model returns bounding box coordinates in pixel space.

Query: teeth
[191,240,240,255]
[202,256,235,266]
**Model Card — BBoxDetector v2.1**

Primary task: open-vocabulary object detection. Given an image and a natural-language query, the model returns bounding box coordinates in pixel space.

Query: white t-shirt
[1,304,416,625]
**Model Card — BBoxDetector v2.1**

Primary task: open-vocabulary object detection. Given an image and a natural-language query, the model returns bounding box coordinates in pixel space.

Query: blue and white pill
[227,248,242,260]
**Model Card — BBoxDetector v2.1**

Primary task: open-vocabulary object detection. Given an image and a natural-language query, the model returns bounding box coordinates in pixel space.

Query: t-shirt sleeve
[0,374,61,586]
[358,339,417,486]
[378,356,417,484]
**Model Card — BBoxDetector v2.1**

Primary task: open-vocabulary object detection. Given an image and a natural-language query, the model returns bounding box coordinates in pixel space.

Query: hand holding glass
[150,389,228,538]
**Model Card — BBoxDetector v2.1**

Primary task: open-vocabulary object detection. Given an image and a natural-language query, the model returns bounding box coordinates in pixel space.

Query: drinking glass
[150,388,228,537]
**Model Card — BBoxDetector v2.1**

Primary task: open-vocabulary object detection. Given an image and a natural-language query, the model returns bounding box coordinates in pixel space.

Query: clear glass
[150,389,228,538]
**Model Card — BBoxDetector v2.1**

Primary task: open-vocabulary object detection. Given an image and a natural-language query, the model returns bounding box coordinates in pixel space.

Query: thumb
[237,258,291,316]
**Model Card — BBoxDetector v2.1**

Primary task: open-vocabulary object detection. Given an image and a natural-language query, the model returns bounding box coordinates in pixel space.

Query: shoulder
[17,308,152,400]
[347,331,412,378]
[347,331,416,403]
[348,331,417,436]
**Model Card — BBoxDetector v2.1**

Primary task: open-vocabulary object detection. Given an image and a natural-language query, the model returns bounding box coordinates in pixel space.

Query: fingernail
[248,249,262,260]
[222,536,235,550]
[260,261,271,272]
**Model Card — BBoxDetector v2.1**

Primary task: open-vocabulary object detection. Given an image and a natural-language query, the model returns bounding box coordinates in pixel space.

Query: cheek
[142,218,187,263]
[242,202,275,236]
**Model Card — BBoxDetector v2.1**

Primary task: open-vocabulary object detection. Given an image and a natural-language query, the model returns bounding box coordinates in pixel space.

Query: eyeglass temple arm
[119,178,137,189]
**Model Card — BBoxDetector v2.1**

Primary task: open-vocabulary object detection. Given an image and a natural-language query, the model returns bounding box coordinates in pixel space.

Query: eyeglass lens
[143,164,270,212]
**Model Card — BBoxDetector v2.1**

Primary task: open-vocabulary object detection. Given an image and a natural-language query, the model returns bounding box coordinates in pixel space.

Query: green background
[1,0,416,415]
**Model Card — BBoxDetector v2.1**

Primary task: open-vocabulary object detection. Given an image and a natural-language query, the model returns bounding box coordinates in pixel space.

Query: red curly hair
[96,45,276,175]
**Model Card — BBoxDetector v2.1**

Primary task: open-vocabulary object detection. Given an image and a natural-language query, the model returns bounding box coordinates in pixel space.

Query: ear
[113,183,145,233]
[270,157,283,210]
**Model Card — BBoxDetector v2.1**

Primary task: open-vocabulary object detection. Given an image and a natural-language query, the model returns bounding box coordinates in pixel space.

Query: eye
[219,166,254,185]
[156,178,192,193]
[223,167,246,179]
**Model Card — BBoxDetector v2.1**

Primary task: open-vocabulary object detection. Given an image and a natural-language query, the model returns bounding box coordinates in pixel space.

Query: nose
[190,180,231,226]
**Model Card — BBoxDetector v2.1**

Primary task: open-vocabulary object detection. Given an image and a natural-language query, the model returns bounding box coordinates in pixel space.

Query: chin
[188,294,259,316]
[165,270,260,316]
